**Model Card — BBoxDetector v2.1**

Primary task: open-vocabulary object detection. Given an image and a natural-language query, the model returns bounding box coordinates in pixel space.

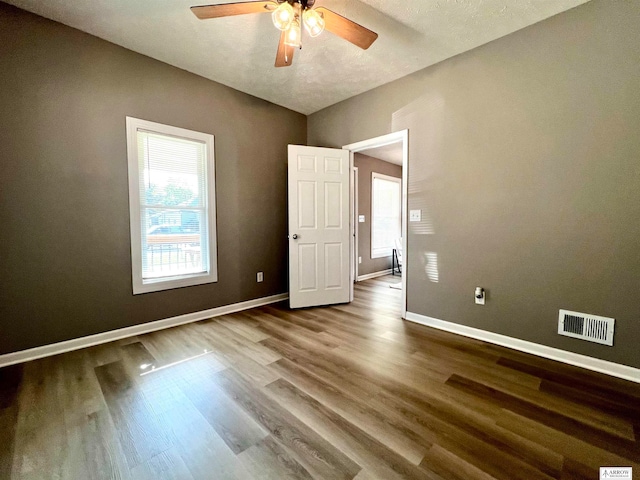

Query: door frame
[352,166,359,284]
[343,130,409,319]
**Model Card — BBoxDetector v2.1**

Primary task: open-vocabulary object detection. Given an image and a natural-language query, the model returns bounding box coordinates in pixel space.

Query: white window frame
[126,117,218,294]
[371,172,402,259]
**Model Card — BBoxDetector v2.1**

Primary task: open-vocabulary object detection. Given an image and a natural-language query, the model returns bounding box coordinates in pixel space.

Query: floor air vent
[558,309,614,346]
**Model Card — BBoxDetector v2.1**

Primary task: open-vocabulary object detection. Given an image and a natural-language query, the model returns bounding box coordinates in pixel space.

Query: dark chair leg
[392,249,401,275]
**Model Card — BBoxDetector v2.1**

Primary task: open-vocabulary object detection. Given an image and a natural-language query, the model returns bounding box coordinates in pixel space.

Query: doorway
[343,130,408,319]
[354,153,403,280]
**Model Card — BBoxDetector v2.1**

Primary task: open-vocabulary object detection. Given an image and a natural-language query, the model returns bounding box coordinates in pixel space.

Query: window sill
[133,271,217,295]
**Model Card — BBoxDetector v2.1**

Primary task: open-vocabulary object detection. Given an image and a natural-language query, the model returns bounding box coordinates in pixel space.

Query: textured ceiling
[360,143,403,166]
[6,0,590,114]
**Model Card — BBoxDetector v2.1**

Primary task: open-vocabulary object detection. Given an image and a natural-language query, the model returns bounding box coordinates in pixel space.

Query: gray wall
[354,153,402,277]
[0,3,306,355]
[309,0,640,368]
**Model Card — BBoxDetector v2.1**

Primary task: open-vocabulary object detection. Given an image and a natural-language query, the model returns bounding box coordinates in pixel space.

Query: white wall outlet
[475,287,485,305]
[358,215,365,223]
[257,272,264,282]
[358,256,362,264]
[410,209,421,222]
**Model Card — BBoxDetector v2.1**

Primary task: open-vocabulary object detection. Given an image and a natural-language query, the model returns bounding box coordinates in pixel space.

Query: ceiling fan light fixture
[191,0,379,68]
[272,2,294,30]
[302,9,324,37]
[284,18,302,48]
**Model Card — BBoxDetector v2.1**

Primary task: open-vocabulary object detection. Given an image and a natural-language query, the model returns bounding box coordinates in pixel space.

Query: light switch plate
[410,209,421,222]
[358,215,365,223]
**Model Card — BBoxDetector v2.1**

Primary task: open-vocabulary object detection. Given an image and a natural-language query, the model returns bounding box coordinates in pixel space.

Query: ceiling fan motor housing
[279,0,315,9]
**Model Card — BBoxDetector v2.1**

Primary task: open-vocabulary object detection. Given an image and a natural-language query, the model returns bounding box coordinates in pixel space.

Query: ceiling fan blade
[191,1,276,20]
[315,7,378,50]
[275,30,295,67]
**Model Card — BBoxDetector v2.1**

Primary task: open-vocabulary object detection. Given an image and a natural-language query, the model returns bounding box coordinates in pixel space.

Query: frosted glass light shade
[272,2,294,31]
[303,9,325,37]
[284,18,302,48]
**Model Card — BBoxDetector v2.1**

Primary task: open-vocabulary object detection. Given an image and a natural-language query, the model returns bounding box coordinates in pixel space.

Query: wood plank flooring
[1,276,639,479]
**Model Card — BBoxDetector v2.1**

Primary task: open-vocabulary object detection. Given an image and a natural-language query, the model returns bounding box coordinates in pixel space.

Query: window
[126,117,217,294]
[371,172,401,259]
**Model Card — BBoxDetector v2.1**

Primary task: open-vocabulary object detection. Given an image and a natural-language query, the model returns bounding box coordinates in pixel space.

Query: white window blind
[371,172,401,259]
[127,117,217,294]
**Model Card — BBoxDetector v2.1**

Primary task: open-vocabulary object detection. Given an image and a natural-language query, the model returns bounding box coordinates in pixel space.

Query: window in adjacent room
[126,117,217,294]
[371,172,401,259]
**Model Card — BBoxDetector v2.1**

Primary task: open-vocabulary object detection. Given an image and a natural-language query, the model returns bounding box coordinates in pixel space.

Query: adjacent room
[354,146,404,284]
[1,0,639,479]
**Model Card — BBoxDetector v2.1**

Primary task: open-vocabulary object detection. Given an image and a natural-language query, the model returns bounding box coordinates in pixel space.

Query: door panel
[324,243,343,289]
[298,181,317,228]
[298,244,318,292]
[288,145,350,308]
[324,182,342,228]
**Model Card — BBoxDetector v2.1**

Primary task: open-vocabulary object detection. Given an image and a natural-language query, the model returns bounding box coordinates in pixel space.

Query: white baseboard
[357,269,393,282]
[405,311,640,384]
[0,293,288,368]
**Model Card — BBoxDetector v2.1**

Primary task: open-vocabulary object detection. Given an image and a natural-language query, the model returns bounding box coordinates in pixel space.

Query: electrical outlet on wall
[257,272,264,282]
[475,287,485,305]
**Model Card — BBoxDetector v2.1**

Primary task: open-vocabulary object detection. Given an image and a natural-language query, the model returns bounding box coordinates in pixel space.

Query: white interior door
[288,145,351,309]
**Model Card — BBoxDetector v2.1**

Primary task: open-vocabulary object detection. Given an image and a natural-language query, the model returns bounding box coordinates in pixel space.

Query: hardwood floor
[1,276,639,479]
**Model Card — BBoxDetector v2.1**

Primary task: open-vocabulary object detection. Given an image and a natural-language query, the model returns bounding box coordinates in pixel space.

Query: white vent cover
[558,309,614,346]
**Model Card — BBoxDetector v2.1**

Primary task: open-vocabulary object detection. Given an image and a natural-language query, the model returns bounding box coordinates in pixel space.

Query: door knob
[292,234,299,239]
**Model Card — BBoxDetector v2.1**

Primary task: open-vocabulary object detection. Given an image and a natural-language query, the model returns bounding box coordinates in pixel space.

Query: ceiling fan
[190,0,378,67]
